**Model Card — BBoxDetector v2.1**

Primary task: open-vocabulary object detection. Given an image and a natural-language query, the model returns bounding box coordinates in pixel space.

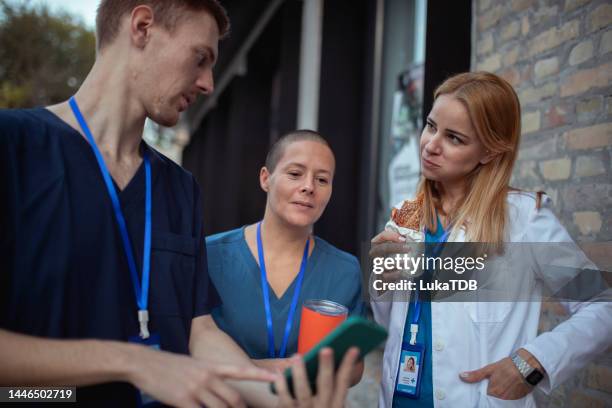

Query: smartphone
[270,316,388,396]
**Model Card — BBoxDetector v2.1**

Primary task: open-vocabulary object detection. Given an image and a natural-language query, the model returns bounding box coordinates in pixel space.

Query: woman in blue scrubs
[207,129,365,374]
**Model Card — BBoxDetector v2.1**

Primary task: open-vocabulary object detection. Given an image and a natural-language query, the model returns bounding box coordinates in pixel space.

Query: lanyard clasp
[138,309,150,339]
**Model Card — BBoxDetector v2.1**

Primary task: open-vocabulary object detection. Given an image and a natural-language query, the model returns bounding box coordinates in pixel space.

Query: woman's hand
[459,349,543,400]
[370,229,406,250]
[253,358,293,373]
[369,230,417,291]
[274,347,360,408]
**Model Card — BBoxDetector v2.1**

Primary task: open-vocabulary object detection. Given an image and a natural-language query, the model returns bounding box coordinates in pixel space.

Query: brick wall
[472,0,611,406]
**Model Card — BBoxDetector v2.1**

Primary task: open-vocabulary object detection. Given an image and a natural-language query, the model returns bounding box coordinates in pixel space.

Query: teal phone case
[270,316,388,396]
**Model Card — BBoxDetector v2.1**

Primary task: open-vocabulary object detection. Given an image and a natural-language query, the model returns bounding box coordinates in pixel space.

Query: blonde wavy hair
[417,71,521,245]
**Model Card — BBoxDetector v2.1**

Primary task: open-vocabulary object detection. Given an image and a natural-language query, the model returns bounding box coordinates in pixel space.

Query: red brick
[528,20,580,56]
[500,68,520,86]
[518,134,559,161]
[569,40,594,66]
[502,45,521,66]
[477,53,501,72]
[520,82,557,105]
[478,0,492,13]
[478,5,503,31]
[564,124,612,150]
[561,183,612,212]
[512,0,534,12]
[601,30,612,55]
[521,111,541,134]
[564,0,590,13]
[569,391,606,408]
[501,21,520,41]
[589,4,612,32]
[573,211,603,234]
[520,65,533,82]
[534,57,559,79]
[575,155,605,178]
[544,105,569,128]
[532,5,559,27]
[576,97,603,122]
[586,365,612,393]
[521,15,530,35]
[561,62,612,97]
[477,33,494,55]
[540,158,571,181]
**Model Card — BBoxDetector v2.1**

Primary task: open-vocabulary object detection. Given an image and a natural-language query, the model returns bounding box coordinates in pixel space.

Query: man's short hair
[96,0,230,50]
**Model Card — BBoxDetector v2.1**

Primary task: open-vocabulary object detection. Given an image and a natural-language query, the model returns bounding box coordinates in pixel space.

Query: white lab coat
[371,191,612,407]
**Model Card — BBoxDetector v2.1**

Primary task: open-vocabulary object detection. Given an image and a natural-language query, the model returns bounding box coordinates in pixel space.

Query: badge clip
[409,323,418,345]
[138,309,150,339]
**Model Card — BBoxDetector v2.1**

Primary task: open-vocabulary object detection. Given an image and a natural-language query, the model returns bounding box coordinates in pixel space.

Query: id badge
[128,333,162,407]
[395,341,425,399]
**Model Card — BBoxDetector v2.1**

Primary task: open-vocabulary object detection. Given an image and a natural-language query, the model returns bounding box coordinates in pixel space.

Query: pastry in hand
[385,196,424,242]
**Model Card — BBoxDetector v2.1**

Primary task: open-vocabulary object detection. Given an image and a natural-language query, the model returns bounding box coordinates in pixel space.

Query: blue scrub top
[393,225,446,408]
[207,227,365,359]
[0,108,220,405]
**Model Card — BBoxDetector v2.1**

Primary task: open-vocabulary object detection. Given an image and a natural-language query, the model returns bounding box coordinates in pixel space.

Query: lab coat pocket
[463,301,512,323]
[463,254,514,323]
[480,392,537,408]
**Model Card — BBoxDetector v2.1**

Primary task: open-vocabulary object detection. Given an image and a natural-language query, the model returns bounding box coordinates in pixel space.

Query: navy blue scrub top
[0,108,220,406]
[207,227,365,359]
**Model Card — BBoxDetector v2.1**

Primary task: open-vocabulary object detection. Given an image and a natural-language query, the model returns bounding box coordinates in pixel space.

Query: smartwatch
[511,352,545,386]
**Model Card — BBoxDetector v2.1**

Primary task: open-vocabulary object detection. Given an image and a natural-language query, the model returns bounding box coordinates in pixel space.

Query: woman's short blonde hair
[265,129,333,173]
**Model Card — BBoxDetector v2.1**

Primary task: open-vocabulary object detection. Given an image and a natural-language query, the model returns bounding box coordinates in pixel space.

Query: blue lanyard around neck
[256,222,309,358]
[411,219,450,325]
[69,96,152,339]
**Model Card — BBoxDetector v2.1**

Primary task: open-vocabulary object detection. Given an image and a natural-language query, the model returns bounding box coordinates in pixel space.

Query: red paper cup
[297,299,348,354]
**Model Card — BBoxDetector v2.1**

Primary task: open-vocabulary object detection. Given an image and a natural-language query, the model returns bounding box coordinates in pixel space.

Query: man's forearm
[0,329,136,386]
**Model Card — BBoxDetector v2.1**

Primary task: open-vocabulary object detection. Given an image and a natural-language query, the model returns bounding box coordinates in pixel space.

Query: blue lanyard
[411,224,450,325]
[69,97,152,339]
[256,222,309,358]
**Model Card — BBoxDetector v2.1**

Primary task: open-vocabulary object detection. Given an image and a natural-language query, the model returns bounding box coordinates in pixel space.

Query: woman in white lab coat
[370,71,611,407]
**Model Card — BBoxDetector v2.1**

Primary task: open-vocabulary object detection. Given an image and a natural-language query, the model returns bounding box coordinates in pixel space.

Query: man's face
[138,10,219,126]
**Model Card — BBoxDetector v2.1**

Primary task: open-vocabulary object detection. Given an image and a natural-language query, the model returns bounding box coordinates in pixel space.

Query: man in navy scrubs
[0,0,361,405]
[0,1,298,407]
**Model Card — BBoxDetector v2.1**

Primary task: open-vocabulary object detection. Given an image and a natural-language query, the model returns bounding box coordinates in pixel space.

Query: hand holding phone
[273,346,360,407]
[271,317,388,398]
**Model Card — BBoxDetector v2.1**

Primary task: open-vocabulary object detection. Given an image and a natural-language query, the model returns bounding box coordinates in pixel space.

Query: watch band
[511,352,544,386]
